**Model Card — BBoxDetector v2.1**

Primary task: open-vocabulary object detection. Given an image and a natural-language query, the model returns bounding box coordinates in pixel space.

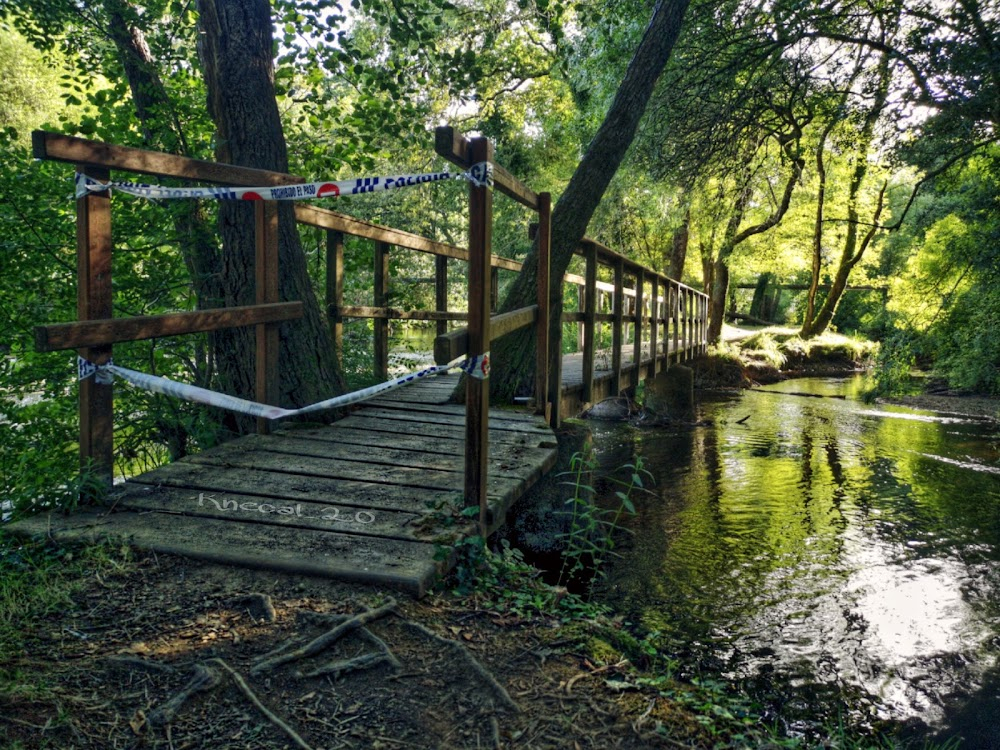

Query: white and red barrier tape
[74,163,494,201]
[78,353,489,421]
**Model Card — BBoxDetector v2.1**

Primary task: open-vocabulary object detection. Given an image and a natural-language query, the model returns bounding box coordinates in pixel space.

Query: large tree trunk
[668,208,690,282]
[196,0,343,425]
[488,0,691,403]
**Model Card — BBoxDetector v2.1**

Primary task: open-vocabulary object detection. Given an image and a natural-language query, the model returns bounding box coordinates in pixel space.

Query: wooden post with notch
[326,230,344,368]
[255,202,280,436]
[535,192,551,425]
[466,137,493,532]
[583,242,596,403]
[374,240,390,381]
[77,165,114,489]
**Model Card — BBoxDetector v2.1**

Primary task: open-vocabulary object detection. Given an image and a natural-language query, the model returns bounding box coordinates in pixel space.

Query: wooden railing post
[326,229,344,368]
[672,283,680,361]
[374,240,390,380]
[612,257,624,394]
[682,288,691,360]
[490,267,499,313]
[632,270,644,381]
[77,165,114,489]
[535,192,552,425]
[650,276,659,375]
[582,242,596,403]
[255,201,280,436]
[702,295,709,353]
[466,136,493,532]
[436,255,449,339]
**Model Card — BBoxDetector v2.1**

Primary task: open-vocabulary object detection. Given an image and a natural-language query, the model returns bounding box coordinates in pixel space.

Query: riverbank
[694,326,876,388]
[1,528,913,749]
[879,392,1000,421]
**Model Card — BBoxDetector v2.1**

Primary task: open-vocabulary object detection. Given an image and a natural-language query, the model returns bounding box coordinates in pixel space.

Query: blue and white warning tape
[75,162,494,201]
[78,352,490,421]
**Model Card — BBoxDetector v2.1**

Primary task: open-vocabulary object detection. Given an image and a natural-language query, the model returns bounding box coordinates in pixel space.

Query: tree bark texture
[196,0,344,423]
[668,209,690,282]
[489,0,691,403]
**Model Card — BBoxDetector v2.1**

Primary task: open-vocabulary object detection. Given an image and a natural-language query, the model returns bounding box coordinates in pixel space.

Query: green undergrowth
[0,533,133,691]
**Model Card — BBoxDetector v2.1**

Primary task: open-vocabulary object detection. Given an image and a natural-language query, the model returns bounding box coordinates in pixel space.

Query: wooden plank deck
[12,374,558,597]
[559,340,704,415]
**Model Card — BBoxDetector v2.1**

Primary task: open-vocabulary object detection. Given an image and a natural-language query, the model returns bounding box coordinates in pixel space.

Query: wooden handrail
[35,302,303,351]
[433,306,538,364]
[34,131,304,187]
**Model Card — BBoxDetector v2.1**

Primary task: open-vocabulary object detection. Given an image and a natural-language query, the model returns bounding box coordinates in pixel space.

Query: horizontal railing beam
[33,131,303,187]
[333,305,468,322]
[435,127,540,211]
[434,305,537,364]
[297,205,522,272]
[296,204,467,261]
[733,283,886,292]
[35,302,303,351]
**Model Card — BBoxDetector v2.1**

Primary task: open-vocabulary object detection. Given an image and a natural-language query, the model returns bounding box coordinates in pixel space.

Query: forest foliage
[0,0,997,513]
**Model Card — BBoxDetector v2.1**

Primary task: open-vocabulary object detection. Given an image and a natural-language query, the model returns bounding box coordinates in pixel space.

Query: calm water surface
[592,377,1000,746]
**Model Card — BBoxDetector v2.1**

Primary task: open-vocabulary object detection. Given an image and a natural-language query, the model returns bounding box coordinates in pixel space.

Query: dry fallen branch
[208,658,315,750]
[148,663,220,727]
[563,659,629,695]
[401,620,519,713]
[252,599,397,674]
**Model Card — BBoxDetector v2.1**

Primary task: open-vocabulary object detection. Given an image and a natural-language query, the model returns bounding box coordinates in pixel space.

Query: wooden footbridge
[12,128,708,596]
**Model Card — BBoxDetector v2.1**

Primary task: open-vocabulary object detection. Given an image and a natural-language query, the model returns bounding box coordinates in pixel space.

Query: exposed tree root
[299,650,394,679]
[357,626,403,669]
[148,663,220,727]
[401,620,520,713]
[208,658,316,750]
[251,598,397,674]
[104,655,180,675]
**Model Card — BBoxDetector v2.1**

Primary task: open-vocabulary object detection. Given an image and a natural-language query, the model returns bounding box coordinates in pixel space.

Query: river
[590,376,1000,746]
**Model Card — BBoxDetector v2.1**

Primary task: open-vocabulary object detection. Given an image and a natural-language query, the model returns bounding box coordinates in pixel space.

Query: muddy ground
[1,550,712,750]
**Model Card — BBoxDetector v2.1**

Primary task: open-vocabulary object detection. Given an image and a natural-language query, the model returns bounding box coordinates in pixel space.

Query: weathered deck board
[13,509,444,594]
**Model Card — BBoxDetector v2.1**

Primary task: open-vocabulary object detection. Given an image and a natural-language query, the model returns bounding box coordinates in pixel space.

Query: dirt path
[1,551,710,749]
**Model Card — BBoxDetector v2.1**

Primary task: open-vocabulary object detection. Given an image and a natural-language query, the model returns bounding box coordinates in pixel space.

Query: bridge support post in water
[645,365,694,422]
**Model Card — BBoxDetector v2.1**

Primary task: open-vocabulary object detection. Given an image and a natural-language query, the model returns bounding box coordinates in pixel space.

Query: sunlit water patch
[593,376,1000,745]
